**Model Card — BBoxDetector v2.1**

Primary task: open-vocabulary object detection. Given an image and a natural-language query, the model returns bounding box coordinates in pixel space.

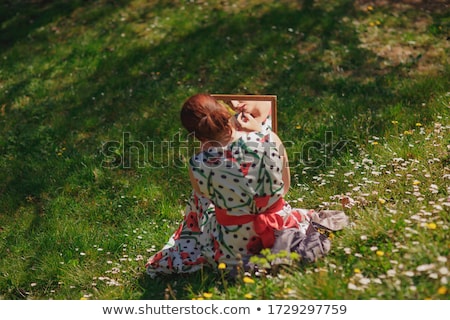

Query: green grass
[0,0,449,300]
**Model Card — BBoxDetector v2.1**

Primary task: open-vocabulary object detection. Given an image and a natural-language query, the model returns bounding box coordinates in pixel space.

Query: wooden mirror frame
[211,94,277,133]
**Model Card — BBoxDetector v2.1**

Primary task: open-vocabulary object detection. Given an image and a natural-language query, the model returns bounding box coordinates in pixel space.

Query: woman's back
[190,131,285,217]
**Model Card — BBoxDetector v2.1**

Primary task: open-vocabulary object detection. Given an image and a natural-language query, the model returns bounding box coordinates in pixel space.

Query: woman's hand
[237,112,262,132]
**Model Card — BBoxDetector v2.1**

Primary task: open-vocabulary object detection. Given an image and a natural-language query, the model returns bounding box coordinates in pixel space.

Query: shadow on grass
[0,0,131,49]
[138,269,222,300]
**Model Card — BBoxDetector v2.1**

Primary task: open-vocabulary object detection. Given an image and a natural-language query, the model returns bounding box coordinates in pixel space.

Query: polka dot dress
[146,130,309,277]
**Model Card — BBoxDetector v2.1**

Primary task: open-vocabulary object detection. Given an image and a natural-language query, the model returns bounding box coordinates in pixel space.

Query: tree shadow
[0,0,132,212]
[0,0,131,49]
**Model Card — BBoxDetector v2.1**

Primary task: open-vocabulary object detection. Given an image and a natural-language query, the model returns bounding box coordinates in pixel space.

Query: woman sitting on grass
[146,93,348,277]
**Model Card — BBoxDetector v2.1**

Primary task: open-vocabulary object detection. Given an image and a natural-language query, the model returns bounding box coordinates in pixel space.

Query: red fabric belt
[215,197,286,248]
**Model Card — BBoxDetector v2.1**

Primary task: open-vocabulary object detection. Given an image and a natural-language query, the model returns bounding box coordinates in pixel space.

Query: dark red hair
[180,94,233,142]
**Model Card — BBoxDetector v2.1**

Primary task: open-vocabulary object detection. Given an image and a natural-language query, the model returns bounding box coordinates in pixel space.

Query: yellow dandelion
[404,130,413,135]
[413,180,421,185]
[376,250,385,257]
[295,124,302,129]
[375,20,381,25]
[196,297,204,301]
[80,297,88,300]
[218,262,226,270]
[372,141,379,145]
[354,268,361,274]
[378,198,386,204]
[415,122,422,127]
[243,276,255,284]
[244,293,253,299]
[437,286,447,295]
[367,5,374,11]
[427,222,437,230]
[203,292,213,299]
[391,120,399,125]
[369,21,375,27]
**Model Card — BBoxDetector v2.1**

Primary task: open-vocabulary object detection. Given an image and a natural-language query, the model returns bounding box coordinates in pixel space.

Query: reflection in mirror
[212,94,277,133]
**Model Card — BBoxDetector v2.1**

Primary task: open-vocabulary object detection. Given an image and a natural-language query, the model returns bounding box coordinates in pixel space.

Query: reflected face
[230,100,260,113]
[212,94,276,133]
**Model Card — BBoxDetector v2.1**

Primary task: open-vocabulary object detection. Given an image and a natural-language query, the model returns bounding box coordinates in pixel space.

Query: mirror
[211,94,277,133]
